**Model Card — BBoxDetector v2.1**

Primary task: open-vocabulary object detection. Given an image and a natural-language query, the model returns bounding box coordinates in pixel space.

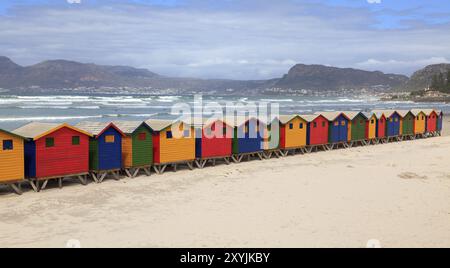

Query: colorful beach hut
[0,128,26,194]
[112,121,153,178]
[397,110,415,140]
[363,112,379,144]
[315,112,350,149]
[372,111,387,142]
[344,111,369,146]
[421,109,438,136]
[373,110,402,141]
[437,110,444,135]
[193,118,233,168]
[410,109,427,138]
[261,117,282,159]
[303,114,329,152]
[13,122,92,191]
[224,116,264,163]
[146,119,195,173]
[75,122,125,183]
[279,115,308,155]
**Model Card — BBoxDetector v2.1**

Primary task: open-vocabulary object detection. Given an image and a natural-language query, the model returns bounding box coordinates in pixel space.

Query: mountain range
[0,56,440,93]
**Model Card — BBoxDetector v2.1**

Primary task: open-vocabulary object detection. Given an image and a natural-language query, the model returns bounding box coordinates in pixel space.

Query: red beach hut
[194,118,233,168]
[302,114,329,152]
[13,122,92,191]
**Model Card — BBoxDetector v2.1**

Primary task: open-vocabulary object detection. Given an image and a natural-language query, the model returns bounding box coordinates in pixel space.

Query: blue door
[338,117,348,142]
[98,128,122,170]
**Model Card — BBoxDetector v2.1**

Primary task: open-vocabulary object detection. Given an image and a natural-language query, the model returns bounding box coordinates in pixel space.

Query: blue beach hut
[227,116,264,162]
[373,110,402,140]
[315,111,350,148]
[75,121,125,183]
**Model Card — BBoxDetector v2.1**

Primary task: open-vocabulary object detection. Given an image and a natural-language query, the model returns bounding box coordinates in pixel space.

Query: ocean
[0,93,449,130]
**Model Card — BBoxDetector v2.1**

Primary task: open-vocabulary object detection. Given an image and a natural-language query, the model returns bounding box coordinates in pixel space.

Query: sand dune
[0,118,449,248]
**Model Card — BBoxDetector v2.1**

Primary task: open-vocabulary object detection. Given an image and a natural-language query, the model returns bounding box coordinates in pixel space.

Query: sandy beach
[1,118,449,248]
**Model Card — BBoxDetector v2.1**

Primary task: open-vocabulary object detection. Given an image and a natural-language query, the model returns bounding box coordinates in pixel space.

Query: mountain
[273,64,408,90]
[0,56,409,92]
[399,63,450,92]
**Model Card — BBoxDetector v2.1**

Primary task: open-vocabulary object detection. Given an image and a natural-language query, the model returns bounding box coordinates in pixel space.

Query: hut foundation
[28,173,88,192]
[195,156,231,169]
[91,169,122,183]
[153,161,194,174]
[124,166,151,178]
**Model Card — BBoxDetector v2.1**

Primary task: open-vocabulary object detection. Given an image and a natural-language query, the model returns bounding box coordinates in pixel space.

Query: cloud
[367,0,381,4]
[0,0,449,79]
[356,57,450,74]
[67,0,82,4]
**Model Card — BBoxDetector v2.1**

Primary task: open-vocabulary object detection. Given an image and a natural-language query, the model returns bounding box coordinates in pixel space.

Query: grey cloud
[0,1,449,79]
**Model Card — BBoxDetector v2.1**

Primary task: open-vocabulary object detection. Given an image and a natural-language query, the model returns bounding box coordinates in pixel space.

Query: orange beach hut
[0,128,26,194]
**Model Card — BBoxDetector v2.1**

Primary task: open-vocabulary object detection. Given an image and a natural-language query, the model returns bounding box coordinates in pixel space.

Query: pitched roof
[371,110,399,118]
[412,108,435,116]
[343,111,368,120]
[0,128,27,140]
[145,119,180,132]
[396,110,413,117]
[75,121,125,137]
[222,116,260,127]
[113,121,149,134]
[314,111,349,121]
[300,114,321,122]
[13,122,92,140]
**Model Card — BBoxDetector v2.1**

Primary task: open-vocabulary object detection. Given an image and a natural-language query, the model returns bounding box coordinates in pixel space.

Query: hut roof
[277,114,307,124]
[145,119,191,132]
[363,112,376,119]
[113,121,150,134]
[13,122,92,140]
[412,108,435,116]
[371,110,399,118]
[75,121,125,137]
[436,110,443,115]
[396,110,412,117]
[314,111,349,121]
[342,111,368,120]
[300,114,321,122]
[0,128,27,140]
[222,116,261,128]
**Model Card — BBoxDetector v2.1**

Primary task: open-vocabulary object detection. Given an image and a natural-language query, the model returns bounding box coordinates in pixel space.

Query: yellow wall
[414,112,426,134]
[159,125,195,163]
[122,136,133,168]
[367,115,377,139]
[0,131,24,183]
[347,121,352,141]
[284,117,307,148]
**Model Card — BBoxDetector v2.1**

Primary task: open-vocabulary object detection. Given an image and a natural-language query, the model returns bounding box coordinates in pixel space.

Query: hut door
[339,120,347,142]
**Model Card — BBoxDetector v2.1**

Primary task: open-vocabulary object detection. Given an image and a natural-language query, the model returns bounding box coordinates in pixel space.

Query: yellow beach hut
[146,119,196,174]
[0,128,26,194]
[279,115,308,155]
[364,112,378,143]
[410,109,427,138]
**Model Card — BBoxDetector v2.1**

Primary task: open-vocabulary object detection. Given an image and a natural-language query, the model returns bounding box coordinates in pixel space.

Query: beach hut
[364,112,379,144]
[410,109,427,138]
[397,110,415,140]
[373,110,402,141]
[421,109,438,136]
[344,111,369,146]
[303,114,329,152]
[278,115,308,155]
[75,122,125,183]
[225,116,264,163]
[261,117,282,159]
[13,122,92,191]
[315,111,350,149]
[112,121,153,178]
[193,118,233,168]
[0,128,26,194]
[373,111,387,143]
[437,110,444,135]
[146,119,196,173]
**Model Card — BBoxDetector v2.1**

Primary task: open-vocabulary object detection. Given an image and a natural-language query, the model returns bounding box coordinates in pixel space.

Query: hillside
[274,64,408,90]
[0,56,410,93]
[399,63,450,92]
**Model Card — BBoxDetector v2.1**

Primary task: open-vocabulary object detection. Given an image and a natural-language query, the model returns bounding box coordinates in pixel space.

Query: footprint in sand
[398,172,428,180]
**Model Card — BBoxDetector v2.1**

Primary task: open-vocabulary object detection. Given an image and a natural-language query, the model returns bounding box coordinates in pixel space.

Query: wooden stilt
[29,180,39,192]
[40,180,49,191]
[124,169,133,178]
[99,172,108,182]
[10,183,22,195]
[187,162,194,170]
[143,168,151,176]
[224,157,230,165]
[91,172,99,183]
[132,168,140,178]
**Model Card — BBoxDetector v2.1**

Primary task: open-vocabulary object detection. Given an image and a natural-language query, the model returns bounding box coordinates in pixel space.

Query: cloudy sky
[1,0,450,79]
